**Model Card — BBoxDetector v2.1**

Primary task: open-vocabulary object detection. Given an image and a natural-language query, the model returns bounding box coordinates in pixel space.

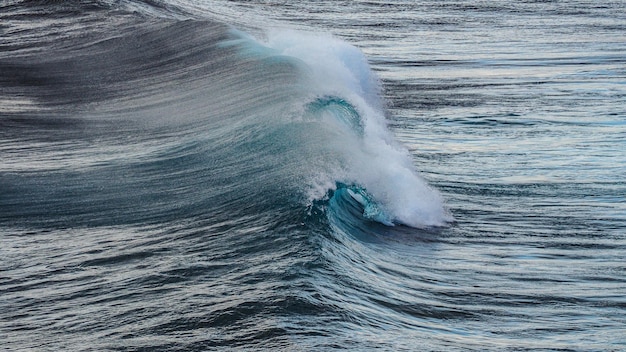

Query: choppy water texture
[1,1,625,351]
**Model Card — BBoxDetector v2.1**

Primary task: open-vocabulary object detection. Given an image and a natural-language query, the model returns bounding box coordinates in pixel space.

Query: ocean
[1,0,625,350]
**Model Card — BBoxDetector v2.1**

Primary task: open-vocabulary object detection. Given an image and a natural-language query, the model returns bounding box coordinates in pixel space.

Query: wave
[0,1,450,230]
[262,30,451,228]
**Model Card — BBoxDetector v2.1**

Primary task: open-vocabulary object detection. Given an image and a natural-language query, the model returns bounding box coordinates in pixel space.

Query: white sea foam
[263,30,451,227]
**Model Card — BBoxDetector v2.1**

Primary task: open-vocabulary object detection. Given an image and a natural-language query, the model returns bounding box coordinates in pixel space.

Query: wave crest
[261,30,451,227]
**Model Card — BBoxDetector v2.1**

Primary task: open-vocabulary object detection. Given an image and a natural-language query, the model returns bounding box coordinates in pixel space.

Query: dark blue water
[2,1,625,350]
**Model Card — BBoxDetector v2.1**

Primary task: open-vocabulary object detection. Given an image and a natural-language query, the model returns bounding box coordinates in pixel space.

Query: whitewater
[1,1,625,351]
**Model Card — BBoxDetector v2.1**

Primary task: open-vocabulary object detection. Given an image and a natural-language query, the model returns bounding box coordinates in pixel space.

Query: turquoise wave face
[305,96,364,135]
[330,183,394,226]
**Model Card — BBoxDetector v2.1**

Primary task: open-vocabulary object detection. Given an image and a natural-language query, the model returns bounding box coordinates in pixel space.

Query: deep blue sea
[1,1,625,350]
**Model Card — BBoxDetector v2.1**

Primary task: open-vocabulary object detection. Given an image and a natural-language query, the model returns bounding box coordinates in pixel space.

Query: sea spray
[262,30,451,227]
